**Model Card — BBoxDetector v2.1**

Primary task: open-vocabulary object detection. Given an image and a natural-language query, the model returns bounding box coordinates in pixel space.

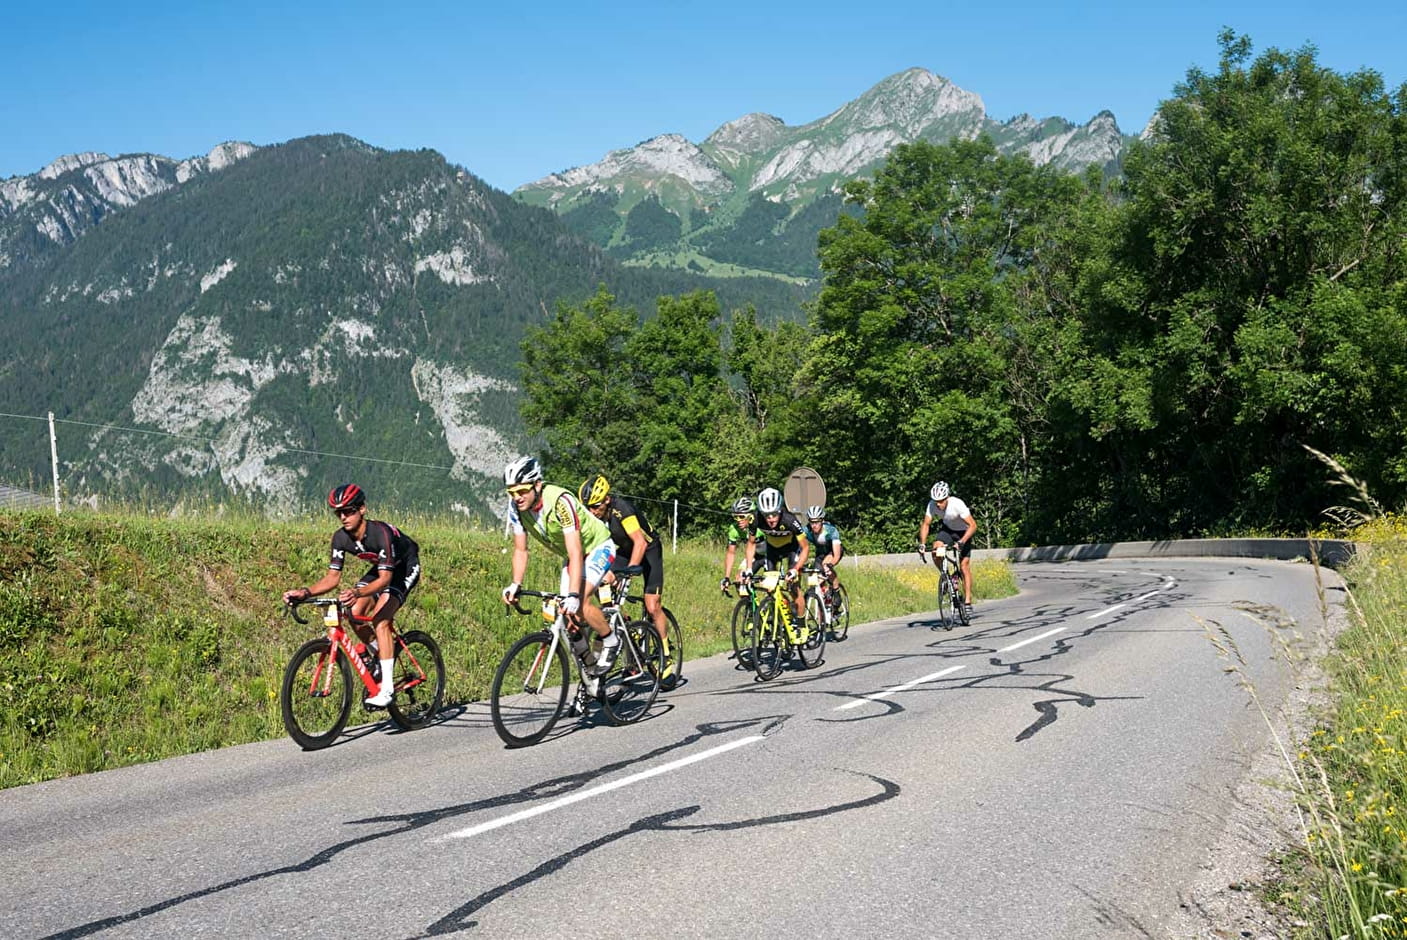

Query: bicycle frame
[299,600,428,698]
[752,570,805,645]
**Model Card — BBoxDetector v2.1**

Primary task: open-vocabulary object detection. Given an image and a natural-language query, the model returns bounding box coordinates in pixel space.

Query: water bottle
[570,629,590,663]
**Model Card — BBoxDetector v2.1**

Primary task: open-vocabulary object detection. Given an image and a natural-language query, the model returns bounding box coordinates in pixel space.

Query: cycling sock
[600,629,620,649]
[378,659,395,692]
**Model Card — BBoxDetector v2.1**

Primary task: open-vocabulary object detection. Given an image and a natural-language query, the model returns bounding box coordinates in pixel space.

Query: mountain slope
[515,68,1130,278]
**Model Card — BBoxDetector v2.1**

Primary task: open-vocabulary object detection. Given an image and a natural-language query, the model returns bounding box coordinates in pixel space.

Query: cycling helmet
[806,505,825,521]
[930,480,950,501]
[757,487,783,514]
[504,456,543,487]
[328,483,366,511]
[730,496,755,515]
[579,474,611,507]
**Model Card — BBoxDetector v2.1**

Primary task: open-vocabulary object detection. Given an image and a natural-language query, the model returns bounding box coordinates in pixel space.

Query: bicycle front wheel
[830,584,850,641]
[281,638,353,750]
[490,631,570,747]
[752,605,784,681]
[731,598,755,670]
[387,630,445,731]
[599,620,663,725]
[798,592,827,669]
[937,573,954,630]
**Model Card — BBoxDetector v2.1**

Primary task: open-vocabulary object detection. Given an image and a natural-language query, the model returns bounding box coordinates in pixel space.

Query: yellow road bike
[747,569,826,680]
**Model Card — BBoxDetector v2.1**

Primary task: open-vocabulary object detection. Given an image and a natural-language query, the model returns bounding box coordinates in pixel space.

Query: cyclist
[281,484,421,707]
[719,496,755,595]
[918,480,977,612]
[502,457,620,677]
[744,487,809,623]
[578,473,675,684]
[803,505,844,597]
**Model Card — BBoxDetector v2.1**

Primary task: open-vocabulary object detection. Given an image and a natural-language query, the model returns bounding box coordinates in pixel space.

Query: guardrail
[854,537,1356,570]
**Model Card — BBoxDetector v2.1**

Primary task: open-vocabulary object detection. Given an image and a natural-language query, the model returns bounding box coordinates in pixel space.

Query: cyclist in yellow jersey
[501,457,620,676]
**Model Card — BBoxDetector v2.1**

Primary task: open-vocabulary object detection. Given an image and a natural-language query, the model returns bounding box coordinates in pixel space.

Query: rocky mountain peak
[38,152,110,180]
[704,113,788,166]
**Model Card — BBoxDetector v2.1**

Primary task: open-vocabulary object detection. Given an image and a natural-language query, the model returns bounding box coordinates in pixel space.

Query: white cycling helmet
[757,487,783,514]
[505,456,543,487]
[805,505,825,521]
[930,480,950,501]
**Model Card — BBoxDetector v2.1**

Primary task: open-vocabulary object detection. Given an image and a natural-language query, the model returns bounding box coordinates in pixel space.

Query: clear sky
[3,1,1403,193]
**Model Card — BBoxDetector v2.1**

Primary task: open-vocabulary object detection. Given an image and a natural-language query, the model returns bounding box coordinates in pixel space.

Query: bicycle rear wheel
[387,630,445,731]
[752,605,784,681]
[599,620,662,725]
[937,573,954,630]
[830,584,850,641]
[799,592,827,669]
[660,607,683,691]
[731,597,755,669]
[490,631,570,747]
[281,638,353,750]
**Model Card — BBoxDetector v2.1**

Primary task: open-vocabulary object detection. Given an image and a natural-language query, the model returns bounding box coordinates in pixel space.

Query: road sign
[783,467,826,513]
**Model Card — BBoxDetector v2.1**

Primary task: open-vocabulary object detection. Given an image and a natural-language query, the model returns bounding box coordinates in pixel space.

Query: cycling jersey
[805,522,842,558]
[329,520,421,602]
[509,483,612,557]
[925,495,974,534]
[750,510,804,551]
[726,522,749,546]
[600,495,664,595]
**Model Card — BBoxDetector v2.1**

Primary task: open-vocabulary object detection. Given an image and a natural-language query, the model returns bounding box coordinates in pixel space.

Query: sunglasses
[506,484,535,498]
[333,506,361,517]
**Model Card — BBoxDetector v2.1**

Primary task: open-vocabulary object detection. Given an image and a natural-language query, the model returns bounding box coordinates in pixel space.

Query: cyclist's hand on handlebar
[785,568,798,582]
[502,582,521,605]
[282,587,310,605]
[720,576,731,595]
[560,593,581,616]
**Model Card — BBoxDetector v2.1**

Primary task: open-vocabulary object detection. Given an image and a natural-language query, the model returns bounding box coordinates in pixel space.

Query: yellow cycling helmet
[578,473,611,507]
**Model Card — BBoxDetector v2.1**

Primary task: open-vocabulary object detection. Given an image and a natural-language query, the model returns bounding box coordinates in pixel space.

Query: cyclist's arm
[793,537,809,575]
[723,543,737,578]
[620,514,650,568]
[291,571,341,601]
[509,531,529,586]
[561,525,586,598]
[958,513,977,545]
[353,569,392,599]
[826,533,843,567]
[743,535,756,572]
[918,512,933,547]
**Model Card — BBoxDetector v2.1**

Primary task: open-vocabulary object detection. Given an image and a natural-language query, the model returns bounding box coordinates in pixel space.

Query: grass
[0,507,1015,789]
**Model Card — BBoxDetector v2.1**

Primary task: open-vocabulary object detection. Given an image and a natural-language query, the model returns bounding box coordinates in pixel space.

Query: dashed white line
[998,627,1066,652]
[442,735,765,841]
[1087,603,1127,620]
[834,664,967,711]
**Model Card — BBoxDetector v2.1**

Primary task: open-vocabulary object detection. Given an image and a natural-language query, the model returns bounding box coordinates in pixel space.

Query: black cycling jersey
[750,510,804,552]
[330,520,421,601]
[601,495,664,595]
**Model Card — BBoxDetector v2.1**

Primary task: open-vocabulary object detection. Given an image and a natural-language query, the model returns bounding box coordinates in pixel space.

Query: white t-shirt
[925,495,972,530]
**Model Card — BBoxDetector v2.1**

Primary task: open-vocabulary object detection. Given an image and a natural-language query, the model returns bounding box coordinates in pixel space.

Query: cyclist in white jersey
[917,480,977,610]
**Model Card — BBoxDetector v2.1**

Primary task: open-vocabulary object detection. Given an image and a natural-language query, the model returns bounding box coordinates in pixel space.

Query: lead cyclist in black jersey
[744,487,809,623]
[282,484,422,707]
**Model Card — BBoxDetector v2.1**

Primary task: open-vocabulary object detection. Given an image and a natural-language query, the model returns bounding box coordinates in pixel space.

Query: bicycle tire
[957,580,971,626]
[281,638,353,750]
[831,584,850,641]
[731,597,755,669]
[660,606,683,691]
[386,630,445,731]
[490,631,570,747]
[752,605,784,681]
[799,591,827,669]
[937,572,955,630]
[598,619,663,725]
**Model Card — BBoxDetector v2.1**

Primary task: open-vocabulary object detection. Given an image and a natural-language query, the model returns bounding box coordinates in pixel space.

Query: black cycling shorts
[933,528,972,560]
[356,554,422,604]
[639,542,665,596]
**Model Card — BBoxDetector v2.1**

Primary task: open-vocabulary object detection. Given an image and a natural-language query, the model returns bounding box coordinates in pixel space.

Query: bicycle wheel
[956,580,971,626]
[599,620,662,725]
[937,573,954,630]
[799,592,827,669]
[830,584,850,641]
[659,607,683,691]
[490,631,570,747]
[731,597,755,669]
[281,638,353,750]
[752,605,784,681]
[387,630,445,731]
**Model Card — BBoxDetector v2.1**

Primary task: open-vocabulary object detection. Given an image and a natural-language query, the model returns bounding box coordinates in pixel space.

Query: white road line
[442,735,765,841]
[1135,591,1161,601]
[834,664,967,711]
[1087,603,1127,620]
[998,627,1066,652]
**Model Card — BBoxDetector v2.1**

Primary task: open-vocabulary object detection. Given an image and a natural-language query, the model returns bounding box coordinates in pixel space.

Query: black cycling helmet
[328,483,366,511]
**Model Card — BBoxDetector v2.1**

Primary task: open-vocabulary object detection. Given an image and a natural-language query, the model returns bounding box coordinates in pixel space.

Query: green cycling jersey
[509,483,612,558]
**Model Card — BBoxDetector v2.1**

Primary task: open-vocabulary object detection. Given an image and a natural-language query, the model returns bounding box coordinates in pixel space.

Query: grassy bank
[1275,517,1407,936]
[0,508,1015,789]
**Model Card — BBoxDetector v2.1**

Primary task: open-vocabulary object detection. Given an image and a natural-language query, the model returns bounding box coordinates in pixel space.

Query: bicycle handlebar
[285,592,385,625]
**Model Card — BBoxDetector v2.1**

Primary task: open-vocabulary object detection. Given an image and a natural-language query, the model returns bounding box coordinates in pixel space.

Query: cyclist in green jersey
[719,496,755,594]
[501,456,621,676]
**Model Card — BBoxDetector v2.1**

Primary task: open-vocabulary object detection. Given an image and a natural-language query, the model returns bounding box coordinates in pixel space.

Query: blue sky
[3,1,1403,193]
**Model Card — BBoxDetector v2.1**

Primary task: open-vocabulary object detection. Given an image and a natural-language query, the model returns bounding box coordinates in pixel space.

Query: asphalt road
[3,557,1337,939]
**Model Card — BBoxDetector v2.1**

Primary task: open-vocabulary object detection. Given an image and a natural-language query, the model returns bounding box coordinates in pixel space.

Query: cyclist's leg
[641,546,668,643]
[364,588,404,704]
[958,545,974,605]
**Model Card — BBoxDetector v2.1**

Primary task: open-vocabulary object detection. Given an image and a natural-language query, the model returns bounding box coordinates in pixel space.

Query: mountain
[0,135,808,515]
[514,68,1130,279]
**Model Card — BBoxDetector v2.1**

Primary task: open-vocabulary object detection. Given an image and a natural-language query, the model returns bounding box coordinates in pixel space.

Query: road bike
[606,574,683,691]
[748,569,825,680]
[281,596,445,750]
[803,563,850,642]
[491,567,663,747]
[921,544,970,630]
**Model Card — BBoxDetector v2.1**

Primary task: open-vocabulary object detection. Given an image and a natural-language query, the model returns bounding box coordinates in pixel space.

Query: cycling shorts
[639,541,665,596]
[355,555,422,604]
[934,528,972,560]
[559,540,618,596]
